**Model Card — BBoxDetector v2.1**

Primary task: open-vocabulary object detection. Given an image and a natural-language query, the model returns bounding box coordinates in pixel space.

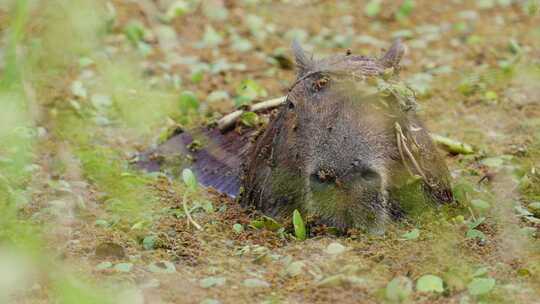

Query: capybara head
[244,41,453,232]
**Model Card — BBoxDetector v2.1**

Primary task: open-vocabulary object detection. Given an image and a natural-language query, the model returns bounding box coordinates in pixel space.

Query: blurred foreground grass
[0,0,180,302]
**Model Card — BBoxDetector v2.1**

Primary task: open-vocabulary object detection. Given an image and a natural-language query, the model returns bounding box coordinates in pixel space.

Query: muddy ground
[1,0,539,303]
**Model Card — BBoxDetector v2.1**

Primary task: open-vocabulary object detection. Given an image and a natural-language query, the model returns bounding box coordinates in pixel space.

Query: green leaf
[467,216,486,229]
[200,276,226,288]
[197,25,223,48]
[114,262,133,273]
[95,219,109,228]
[240,112,259,128]
[231,36,253,52]
[466,229,486,240]
[527,202,540,216]
[483,90,498,102]
[207,90,230,103]
[453,181,474,203]
[364,0,381,17]
[471,199,491,212]
[182,168,198,191]
[401,228,420,240]
[202,1,228,21]
[431,134,474,155]
[292,209,307,241]
[481,157,505,168]
[200,200,214,213]
[249,219,264,229]
[396,0,415,20]
[325,242,346,255]
[286,261,306,277]
[233,223,244,234]
[262,216,282,231]
[243,278,270,288]
[386,276,413,302]
[95,261,113,270]
[71,80,87,99]
[78,57,94,68]
[142,235,156,250]
[165,0,196,21]
[234,79,267,107]
[124,21,145,45]
[467,278,495,296]
[190,71,204,84]
[416,274,444,293]
[406,73,433,96]
[473,267,489,277]
[179,91,200,112]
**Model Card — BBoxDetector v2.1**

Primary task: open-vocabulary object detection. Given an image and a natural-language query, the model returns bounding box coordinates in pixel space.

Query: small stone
[325,242,346,255]
[243,278,270,288]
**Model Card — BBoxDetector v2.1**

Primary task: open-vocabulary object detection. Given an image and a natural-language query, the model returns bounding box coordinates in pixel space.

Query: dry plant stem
[396,126,414,177]
[182,193,202,230]
[250,96,287,111]
[395,122,429,183]
[217,96,287,131]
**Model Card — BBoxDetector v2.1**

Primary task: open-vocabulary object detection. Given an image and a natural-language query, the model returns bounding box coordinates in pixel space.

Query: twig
[217,110,243,131]
[182,193,202,230]
[250,96,287,111]
[217,96,287,131]
[395,124,414,177]
[395,122,430,185]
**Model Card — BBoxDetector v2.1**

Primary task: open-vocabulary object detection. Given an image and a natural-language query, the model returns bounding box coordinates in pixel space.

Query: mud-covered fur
[239,41,452,232]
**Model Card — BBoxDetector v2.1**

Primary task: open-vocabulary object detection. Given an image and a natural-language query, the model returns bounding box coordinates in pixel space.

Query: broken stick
[217,96,287,131]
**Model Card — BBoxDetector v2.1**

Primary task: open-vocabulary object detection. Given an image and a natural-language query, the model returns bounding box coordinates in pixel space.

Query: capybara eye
[287,100,295,109]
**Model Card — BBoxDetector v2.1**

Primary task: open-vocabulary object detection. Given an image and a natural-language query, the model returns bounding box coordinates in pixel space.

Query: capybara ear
[291,39,315,77]
[379,39,406,69]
